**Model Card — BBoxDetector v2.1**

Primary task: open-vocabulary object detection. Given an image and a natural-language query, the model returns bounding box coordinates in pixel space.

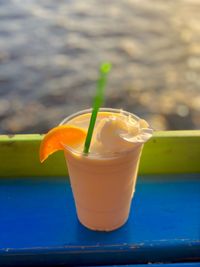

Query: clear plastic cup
[60,108,151,231]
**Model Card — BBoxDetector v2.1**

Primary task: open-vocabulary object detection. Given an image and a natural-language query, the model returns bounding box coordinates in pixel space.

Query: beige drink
[61,108,152,231]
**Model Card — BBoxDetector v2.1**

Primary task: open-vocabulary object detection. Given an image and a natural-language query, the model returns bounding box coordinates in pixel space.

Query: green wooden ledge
[0,131,200,177]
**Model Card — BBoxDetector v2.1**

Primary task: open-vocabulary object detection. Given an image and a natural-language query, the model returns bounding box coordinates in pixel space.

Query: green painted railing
[0,131,200,177]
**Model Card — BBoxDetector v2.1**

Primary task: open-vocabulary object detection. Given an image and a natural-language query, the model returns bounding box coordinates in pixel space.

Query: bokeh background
[0,0,200,134]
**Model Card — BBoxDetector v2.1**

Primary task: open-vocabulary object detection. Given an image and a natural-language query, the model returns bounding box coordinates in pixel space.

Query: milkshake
[60,108,153,231]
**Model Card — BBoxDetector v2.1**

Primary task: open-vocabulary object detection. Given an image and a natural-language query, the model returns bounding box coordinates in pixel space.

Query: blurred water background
[0,0,200,134]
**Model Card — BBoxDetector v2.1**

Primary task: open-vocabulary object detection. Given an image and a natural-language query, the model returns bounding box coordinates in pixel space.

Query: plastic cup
[61,108,149,231]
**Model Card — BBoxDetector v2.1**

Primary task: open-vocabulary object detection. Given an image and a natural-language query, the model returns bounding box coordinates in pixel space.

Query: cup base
[76,204,130,232]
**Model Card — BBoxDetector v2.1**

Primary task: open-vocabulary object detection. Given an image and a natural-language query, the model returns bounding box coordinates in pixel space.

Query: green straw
[83,62,112,154]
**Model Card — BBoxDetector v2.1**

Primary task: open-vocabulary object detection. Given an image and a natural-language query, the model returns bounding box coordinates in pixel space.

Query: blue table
[0,174,199,266]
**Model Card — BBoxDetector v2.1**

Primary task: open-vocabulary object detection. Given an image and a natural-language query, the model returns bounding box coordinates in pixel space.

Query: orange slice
[40,125,87,163]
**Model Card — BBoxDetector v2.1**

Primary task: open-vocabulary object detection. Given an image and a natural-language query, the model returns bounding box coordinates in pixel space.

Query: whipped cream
[90,113,153,154]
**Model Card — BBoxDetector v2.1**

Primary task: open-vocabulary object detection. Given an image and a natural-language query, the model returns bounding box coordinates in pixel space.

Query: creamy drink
[61,108,153,231]
[39,65,152,231]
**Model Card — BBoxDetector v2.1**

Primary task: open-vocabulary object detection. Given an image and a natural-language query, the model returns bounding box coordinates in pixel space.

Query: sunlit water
[0,0,200,133]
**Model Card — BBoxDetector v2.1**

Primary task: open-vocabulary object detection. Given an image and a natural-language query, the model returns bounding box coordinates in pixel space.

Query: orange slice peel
[39,125,87,163]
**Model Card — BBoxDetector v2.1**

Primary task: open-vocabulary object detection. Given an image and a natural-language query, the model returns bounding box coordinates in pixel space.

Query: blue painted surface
[0,174,200,266]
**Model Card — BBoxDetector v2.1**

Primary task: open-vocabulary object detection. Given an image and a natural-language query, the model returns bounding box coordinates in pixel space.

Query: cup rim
[60,108,141,126]
[60,108,145,158]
